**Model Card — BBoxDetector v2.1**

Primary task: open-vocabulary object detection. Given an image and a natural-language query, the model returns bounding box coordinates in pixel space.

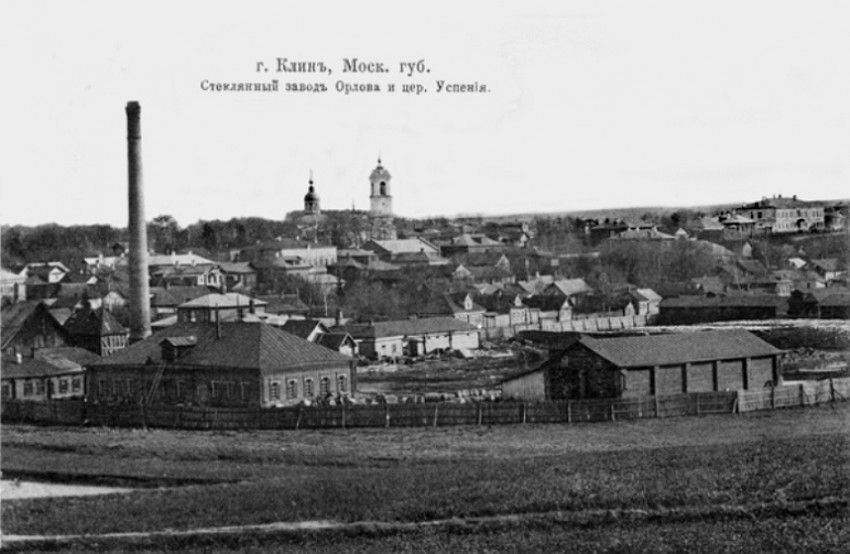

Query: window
[24,381,34,396]
[114,379,124,396]
[226,382,235,400]
[270,381,281,401]
[58,379,69,394]
[35,380,45,395]
[176,380,185,399]
[1,384,10,399]
[98,379,108,396]
[286,379,298,399]
[338,375,347,393]
[320,376,331,396]
[304,378,314,398]
[240,382,249,401]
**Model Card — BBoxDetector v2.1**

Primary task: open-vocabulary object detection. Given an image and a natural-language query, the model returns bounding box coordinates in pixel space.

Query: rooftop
[91,322,352,371]
[577,329,781,368]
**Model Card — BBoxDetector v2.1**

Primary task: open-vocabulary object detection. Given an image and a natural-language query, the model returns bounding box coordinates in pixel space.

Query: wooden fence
[737,377,850,412]
[3,378,846,430]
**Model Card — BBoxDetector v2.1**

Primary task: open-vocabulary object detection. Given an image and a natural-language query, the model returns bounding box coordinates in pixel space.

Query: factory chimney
[126,101,152,342]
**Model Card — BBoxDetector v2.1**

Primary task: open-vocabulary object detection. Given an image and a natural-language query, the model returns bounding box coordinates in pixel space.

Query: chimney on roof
[126,101,152,343]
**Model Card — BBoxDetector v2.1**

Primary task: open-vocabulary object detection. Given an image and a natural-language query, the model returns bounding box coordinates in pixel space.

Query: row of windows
[97,378,252,402]
[19,377,82,397]
[270,375,347,401]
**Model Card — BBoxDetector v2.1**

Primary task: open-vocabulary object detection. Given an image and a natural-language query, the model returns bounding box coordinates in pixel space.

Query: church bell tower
[369,157,397,240]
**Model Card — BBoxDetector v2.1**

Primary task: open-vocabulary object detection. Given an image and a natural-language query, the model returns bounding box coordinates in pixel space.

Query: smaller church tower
[304,171,320,215]
[370,157,393,215]
[368,157,397,240]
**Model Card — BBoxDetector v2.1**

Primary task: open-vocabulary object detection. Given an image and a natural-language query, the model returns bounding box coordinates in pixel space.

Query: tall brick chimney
[126,101,152,341]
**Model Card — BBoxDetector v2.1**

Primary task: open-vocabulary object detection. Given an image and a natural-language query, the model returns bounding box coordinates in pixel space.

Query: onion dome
[304,184,319,203]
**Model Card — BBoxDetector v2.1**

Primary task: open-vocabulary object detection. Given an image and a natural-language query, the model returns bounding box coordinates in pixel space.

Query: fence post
[655,396,661,418]
[386,404,391,428]
[567,401,572,424]
[477,403,482,426]
[341,404,346,429]
[799,384,804,407]
[522,403,527,424]
[610,401,616,422]
[830,378,835,403]
[433,403,439,428]
[696,394,701,416]
[295,406,303,430]
[770,386,775,410]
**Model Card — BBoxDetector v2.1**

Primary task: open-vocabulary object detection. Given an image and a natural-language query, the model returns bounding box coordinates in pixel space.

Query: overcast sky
[2,1,848,228]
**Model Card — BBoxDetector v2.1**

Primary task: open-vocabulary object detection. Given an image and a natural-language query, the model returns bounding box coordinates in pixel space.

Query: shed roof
[577,330,781,368]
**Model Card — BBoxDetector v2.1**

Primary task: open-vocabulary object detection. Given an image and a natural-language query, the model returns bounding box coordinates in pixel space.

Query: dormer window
[160,336,198,362]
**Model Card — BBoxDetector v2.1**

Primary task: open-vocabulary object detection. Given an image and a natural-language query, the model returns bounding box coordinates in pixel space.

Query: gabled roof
[341,317,479,339]
[63,306,128,337]
[576,330,780,368]
[635,288,662,302]
[362,238,439,255]
[546,278,593,297]
[1,301,66,350]
[810,258,842,272]
[1,347,100,379]
[281,319,329,340]
[91,322,352,371]
[315,332,355,350]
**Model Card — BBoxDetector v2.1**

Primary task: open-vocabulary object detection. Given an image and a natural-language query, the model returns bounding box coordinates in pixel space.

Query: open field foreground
[2,403,849,552]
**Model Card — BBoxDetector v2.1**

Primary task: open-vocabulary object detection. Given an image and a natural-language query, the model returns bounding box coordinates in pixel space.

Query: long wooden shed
[502,329,782,401]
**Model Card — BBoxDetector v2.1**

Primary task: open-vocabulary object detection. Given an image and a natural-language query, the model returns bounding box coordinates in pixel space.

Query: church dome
[370,160,391,182]
[304,184,319,203]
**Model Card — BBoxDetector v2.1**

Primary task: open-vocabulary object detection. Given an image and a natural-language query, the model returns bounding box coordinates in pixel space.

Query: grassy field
[2,404,848,551]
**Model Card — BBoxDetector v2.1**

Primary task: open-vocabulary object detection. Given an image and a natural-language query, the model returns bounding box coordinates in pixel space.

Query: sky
[2,1,849,228]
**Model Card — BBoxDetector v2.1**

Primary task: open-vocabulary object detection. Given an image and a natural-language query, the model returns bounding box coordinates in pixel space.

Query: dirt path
[3,497,845,550]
